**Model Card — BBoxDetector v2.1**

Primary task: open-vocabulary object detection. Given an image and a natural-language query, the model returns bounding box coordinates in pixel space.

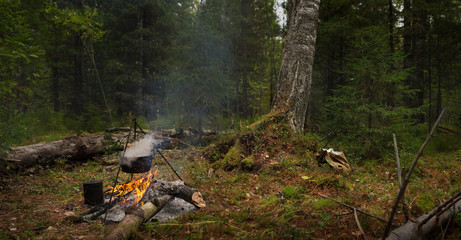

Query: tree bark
[403,0,412,101]
[388,0,394,53]
[72,0,85,115]
[51,56,60,112]
[4,135,109,168]
[103,195,173,240]
[272,0,320,134]
[73,33,83,115]
[240,0,250,118]
[412,3,427,123]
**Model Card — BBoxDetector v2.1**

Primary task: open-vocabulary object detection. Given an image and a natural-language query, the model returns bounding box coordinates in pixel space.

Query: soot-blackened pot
[120,155,152,173]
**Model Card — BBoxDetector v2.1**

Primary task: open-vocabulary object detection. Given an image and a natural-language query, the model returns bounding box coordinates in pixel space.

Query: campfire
[105,168,158,207]
[67,120,206,239]
[101,132,205,223]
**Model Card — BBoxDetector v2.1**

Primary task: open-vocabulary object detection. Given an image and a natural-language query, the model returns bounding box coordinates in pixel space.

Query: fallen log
[105,127,131,133]
[386,193,461,240]
[104,195,173,240]
[4,135,113,168]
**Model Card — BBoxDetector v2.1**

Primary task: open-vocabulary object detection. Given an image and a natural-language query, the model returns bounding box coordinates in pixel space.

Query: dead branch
[382,108,447,238]
[318,194,387,223]
[392,133,410,221]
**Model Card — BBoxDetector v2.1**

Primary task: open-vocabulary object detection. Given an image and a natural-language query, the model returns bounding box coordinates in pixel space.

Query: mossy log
[103,195,173,240]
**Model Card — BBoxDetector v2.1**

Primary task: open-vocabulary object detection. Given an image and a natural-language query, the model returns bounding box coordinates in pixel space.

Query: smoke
[119,134,160,166]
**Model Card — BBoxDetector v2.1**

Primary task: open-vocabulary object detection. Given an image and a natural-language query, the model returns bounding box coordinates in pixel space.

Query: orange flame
[106,168,158,206]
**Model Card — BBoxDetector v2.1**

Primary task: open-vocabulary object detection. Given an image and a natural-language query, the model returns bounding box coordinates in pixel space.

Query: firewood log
[103,195,173,240]
[152,180,206,208]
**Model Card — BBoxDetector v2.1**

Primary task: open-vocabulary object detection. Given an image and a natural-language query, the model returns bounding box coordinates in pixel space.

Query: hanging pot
[120,155,152,173]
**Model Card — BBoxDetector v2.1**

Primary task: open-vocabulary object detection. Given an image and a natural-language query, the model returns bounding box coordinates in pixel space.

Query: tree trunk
[73,33,83,115]
[272,0,320,134]
[388,0,394,53]
[427,33,433,132]
[137,5,146,116]
[4,135,109,168]
[403,0,412,105]
[436,35,442,117]
[240,0,250,118]
[72,0,85,115]
[412,4,427,123]
[51,57,60,112]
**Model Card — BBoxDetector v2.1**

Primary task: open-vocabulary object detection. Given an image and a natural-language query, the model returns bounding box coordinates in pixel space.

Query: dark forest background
[1,0,460,159]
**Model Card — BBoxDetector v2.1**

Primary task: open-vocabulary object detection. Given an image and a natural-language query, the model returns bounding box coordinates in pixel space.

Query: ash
[102,179,197,223]
[148,198,196,223]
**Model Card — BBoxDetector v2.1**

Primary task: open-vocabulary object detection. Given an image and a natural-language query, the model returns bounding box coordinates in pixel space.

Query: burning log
[104,195,173,240]
[3,135,116,168]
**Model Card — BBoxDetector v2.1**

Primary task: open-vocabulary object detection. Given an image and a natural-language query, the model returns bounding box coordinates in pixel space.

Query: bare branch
[318,194,387,223]
[382,108,448,238]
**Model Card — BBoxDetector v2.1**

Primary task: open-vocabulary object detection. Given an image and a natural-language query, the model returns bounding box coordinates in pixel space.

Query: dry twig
[354,208,368,240]
[318,194,387,223]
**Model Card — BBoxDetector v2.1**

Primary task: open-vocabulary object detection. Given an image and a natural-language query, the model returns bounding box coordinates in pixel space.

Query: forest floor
[0,123,460,239]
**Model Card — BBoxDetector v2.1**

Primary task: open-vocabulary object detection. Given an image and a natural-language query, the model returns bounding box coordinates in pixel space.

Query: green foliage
[43,1,104,41]
[323,26,413,160]
[0,0,46,123]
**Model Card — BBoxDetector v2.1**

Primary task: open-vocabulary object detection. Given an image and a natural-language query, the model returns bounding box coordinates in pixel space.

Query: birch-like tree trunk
[272,0,320,134]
